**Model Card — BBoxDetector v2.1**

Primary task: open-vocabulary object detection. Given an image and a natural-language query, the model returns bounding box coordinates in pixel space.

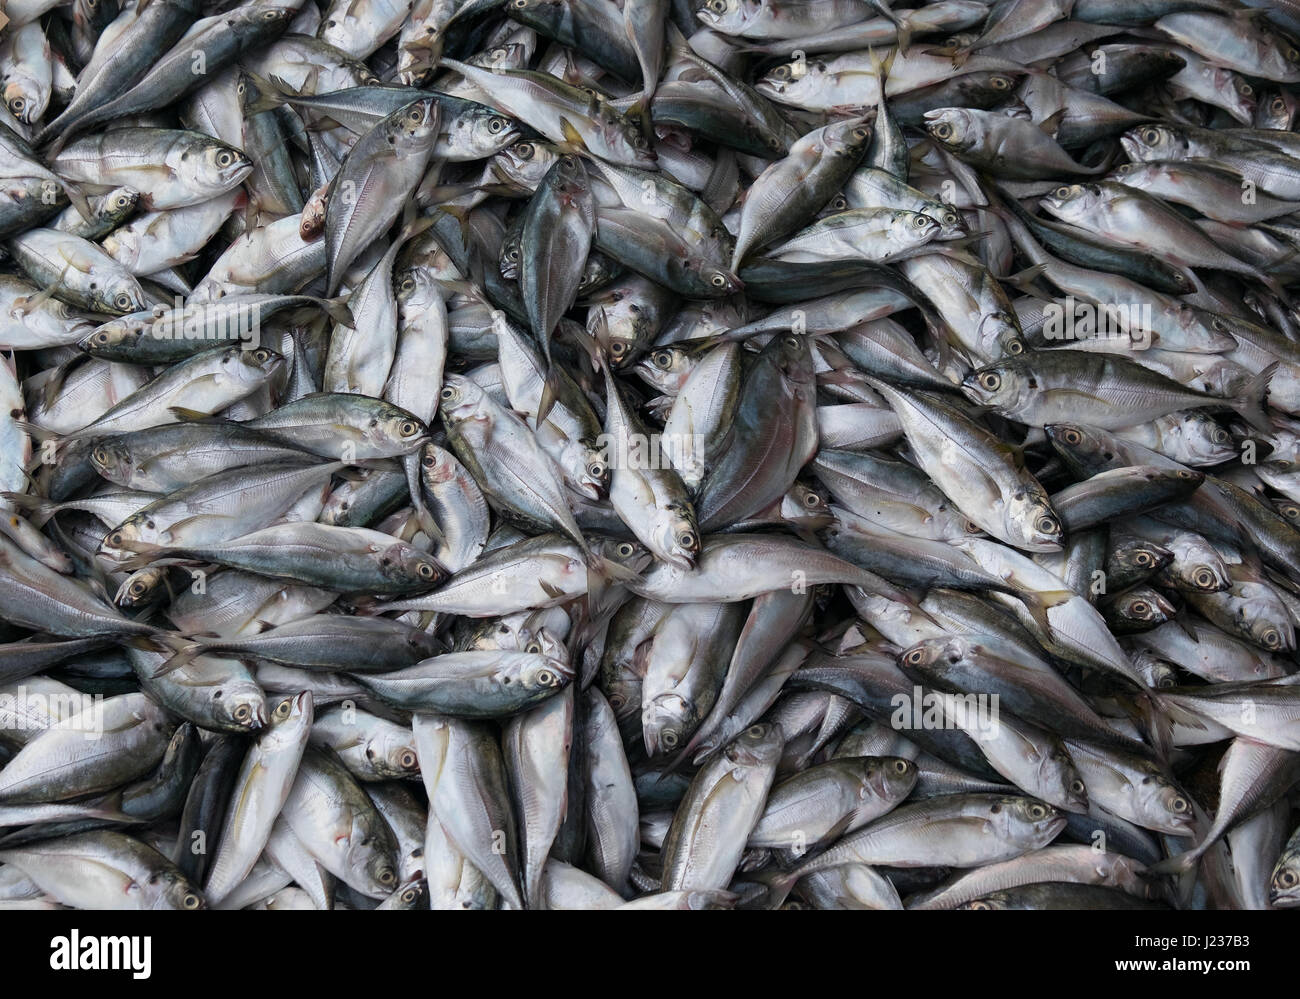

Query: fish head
[1046,745,1088,813]
[898,209,941,247]
[214,679,268,732]
[81,314,151,357]
[924,108,975,151]
[99,516,153,562]
[897,636,963,678]
[115,567,169,608]
[647,500,699,570]
[1043,423,1112,474]
[1001,796,1066,843]
[379,542,446,589]
[962,359,1029,412]
[694,0,749,33]
[1115,588,1175,628]
[634,344,695,394]
[642,692,694,757]
[866,756,918,801]
[446,108,519,160]
[437,373,485,424]
[491,139,561,192]
[158,872,206,911]
[389,98,441,153]
[3,79,43,124]
[1136,771,1195,835]
[823,116,873,162]
[1120,124,1183,163]
[263,690,314,748]
[1039,181,1100,225]
[370,734,420,778]
[1269,858,1300,907]
[89,438,137,486]
[1003,485,1063,552]
[590,536,652,575]
[724,722,785,768]
[186,141,253,196]
[226,344,286,386]
[1112,539,1173,580]
[376,402,429,452]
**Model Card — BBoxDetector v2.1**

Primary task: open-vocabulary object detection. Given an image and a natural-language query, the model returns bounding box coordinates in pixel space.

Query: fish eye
[1130,601,1150,616]
[95,331,111,344]
[851,125,870,140]
[617,543,634,558]
[1141,126,1161,144]
[417,561,436,578]
[115,194,131,208]
[8,97,24,113]
[978,372,1001,391]
[708,0,725,11]
[514,142,533,158]
[967,900,993,910]
[233,704,251,722]
[525,641,541,654]
[489,117,508,133]
[904,648,926,665]
[1289,48,1300,61]
[1280,870,1299,887]
[678,531,697,550]
[262,7,279,17]
[182,893,201,909]
[273,698,292,720]
[1027,804,1047,819]
[406,105,426,124]
[130,580,147,595]
[1171,796,1189,813]
[401,886,419,903]
[537,669,556,685]
[440,386,456,400]
[783,334,800,349]
[108,531,124,546]
[913,214,930,228]
[400,277,415,294]
[610,341,628,356]
[399,419,420,436]
[216,150,234,167]
[114,294,133,310]
[1263,629,1282,648]
[1273,97,1288,113]
[803,491,821,507]
[661,729,679,747]
[771,65,791,81]
[710,273,729,288]
[253,348,272,363]
[1061,428,1082,445]
[893,760,909,773]
[1193,568,1216,589]
[1036,515,1058,534]
[1211,428,1229,443]
[1006,339,1025,355]
[378,869,396,885]
[991,76,1012,90]
[652,350,674,369]
[421,451,437,468]
[399,750,417,769]
[1135,551,1153,566]
[932,122,953,140]
[745,725,765,739]
[587,461,605,478]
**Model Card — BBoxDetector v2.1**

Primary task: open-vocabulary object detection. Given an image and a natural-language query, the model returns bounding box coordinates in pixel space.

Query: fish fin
[1038,108,1066,137]
[166,407,215,422]
[536,368,560,426]
[1004,262,1050,293]
[558,116,589,153]
[150,641,204,677]
[1147,848,1203,877]
[0,492,56,528]
[1015,587,1073,637]
[1227,361,1278,433]
[322,296,355,328]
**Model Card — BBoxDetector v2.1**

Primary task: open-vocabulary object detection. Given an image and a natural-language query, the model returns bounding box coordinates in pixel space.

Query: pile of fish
[0,0,1299,911]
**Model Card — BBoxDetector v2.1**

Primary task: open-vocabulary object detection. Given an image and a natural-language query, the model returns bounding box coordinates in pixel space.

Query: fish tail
[1228,361,1278,432]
